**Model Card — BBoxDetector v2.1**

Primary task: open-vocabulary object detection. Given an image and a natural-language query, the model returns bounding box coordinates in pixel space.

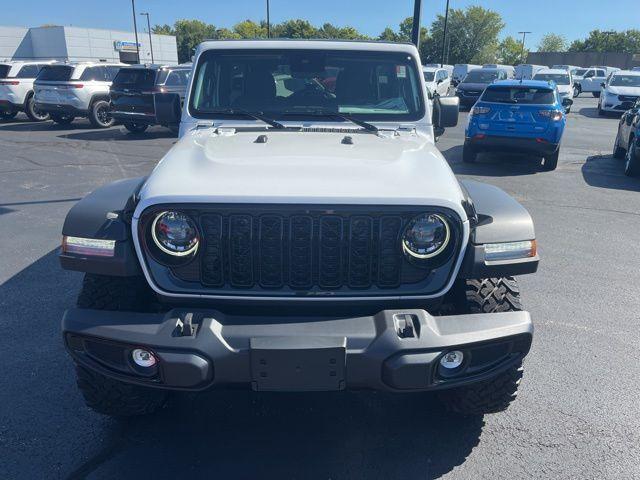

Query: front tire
[50,113,75,125]
[613,133,626,159]
[74,274,167,417]
[573,85,581,97]
[124,122,149,134]
[624,141,640,177]
[542,149,559,171]
[439,277,524,415]
[462,142,477,163]
[89,99,115,128]
[24,94,49,122]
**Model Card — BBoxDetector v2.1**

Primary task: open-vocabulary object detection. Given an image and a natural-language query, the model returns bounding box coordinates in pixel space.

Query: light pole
[440,0,451,67]
[131,0,140,63]
[411,0,423,49]
[140,12,154,64]
[518,31,531,64]
[266,0,270,38]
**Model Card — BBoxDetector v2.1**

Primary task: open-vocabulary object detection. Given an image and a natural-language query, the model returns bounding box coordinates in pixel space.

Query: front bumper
[466,135,559,155]
[600,95,638,113]
[62,307,533,392]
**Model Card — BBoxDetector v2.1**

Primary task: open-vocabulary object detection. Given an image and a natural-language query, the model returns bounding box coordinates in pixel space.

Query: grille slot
[175,206,460,295]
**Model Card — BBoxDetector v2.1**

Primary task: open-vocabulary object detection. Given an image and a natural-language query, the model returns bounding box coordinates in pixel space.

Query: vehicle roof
[2,60,56,66]
[197,39,419,55]
[490,79,555,89]
[535,69,570,75]
[611,70,640,76]
[422,66,443,72]
[53,62,126,67]
[119,64,189,71]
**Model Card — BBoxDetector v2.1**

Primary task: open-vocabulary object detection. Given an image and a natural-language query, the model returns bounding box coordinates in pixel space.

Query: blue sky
[4,0,640,49]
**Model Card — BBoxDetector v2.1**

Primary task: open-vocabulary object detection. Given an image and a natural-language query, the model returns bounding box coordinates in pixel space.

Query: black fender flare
[458,180,539,279]
[60,177,146,276]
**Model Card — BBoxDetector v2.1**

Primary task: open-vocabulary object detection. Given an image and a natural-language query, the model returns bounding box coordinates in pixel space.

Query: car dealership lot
[1,96,639,479]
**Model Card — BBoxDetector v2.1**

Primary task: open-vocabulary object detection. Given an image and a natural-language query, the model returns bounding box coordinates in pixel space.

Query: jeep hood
[135,129,467,219]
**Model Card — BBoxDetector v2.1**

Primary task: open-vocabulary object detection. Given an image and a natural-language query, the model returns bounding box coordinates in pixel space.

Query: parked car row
[0,60,191,133]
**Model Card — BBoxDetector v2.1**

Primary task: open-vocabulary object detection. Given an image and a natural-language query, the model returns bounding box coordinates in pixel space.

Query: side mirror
[562,98,574,107]
[154,93,181,129]
[600,82,606,88]
[433,95,459,138]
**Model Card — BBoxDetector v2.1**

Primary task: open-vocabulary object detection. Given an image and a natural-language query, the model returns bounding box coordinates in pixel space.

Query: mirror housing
[600,82,606,88]
[432,95,459,138]
[562,98,574,107]
[154,93,181,129]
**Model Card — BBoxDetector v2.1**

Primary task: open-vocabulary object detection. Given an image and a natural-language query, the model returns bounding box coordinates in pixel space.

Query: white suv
[34,62,125,127]
[422,66,451,96]
[533,68,574,112]
[598,70,640,116]
[0,61,56,121]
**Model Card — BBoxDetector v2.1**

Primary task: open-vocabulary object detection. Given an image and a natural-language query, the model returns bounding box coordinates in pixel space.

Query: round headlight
[402,213,450,259]
[151,211,199,257]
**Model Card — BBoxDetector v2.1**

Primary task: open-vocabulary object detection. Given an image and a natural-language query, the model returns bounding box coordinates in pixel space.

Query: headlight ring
[402,213,451,260]
[150,211,199,257]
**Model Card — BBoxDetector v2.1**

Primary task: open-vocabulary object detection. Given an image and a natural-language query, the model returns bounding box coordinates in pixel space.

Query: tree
[498,36,525,65]
[420,6,504,65]
[537,33,568,52]
[271,19,319,39]
[233,20,267,39]
[156,20,217,63]
[378,17,428,60]
[318,23,369,40]
[569,29,640,53]
[377,27,400,42]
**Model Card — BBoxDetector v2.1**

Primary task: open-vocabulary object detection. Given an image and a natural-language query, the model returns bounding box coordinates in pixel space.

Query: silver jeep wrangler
[60,40,538,417]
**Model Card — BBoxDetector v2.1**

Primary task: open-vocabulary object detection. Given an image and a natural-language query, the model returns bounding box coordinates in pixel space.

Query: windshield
[573,68,587,76]
[463,70,498,83]
[189,49,424,121]
[610,75,640,87]
[0,64,12,78]
[533,73,571,85]
[423,71,435,82]
[37,65,74,81]
[481,86,556,105]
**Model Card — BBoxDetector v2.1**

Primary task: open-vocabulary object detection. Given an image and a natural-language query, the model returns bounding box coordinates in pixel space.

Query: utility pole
[131,0,140,63]
[518,31,531,64]
[140,12,154,64]
[440,0,451,67]
[266,0,271,38]
[411,0,423,49]
[601,31,615,66]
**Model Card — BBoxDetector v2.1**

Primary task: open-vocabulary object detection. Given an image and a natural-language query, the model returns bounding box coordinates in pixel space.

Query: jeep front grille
[141,205,462,297]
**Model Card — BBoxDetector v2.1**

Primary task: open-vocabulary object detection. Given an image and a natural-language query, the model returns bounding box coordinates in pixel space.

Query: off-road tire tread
[75,364,167,417]
[439,277,524,415]
[76,273,155,312]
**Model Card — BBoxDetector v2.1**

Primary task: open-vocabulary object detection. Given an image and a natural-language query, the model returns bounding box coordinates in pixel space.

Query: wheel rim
[96,104,113,126]
[31,100,49,120]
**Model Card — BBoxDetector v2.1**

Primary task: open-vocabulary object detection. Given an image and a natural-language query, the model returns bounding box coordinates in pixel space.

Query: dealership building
[0,25,178,64]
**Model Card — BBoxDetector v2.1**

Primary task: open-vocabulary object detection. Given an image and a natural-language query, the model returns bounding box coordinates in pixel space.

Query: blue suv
[463,80,573,171]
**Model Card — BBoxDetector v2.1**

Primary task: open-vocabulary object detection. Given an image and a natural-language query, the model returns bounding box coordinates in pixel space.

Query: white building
[0,25,178,65]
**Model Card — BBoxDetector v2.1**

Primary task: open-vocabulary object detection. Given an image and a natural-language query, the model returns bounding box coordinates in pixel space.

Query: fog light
[440,350,464,369]
[132,349,157,368]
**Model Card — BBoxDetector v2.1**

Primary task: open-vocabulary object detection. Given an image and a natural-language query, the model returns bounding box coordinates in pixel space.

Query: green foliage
[568,29,640,53]
[420,6,504,65]
[537,33,568,52]
[497,36,525,65]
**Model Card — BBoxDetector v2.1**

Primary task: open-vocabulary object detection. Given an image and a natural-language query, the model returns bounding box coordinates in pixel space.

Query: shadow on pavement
[0,250,485,479]
[68,391,484,479]
[581,154,640,192]
[577,106,622,119]
[0,120,99,132]
[442,145,543,177]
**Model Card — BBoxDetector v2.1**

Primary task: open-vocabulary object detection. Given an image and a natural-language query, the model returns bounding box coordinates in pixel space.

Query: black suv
[110,65,191,133]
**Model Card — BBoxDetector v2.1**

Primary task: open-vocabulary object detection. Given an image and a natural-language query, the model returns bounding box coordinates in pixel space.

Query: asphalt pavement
[1,96,639,479]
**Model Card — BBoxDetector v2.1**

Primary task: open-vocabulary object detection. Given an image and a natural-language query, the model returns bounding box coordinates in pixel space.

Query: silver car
[34,62,125,127]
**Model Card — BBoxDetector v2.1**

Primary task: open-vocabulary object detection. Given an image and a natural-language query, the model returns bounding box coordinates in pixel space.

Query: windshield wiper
[281,109,378,133]
[205,108,285,129]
